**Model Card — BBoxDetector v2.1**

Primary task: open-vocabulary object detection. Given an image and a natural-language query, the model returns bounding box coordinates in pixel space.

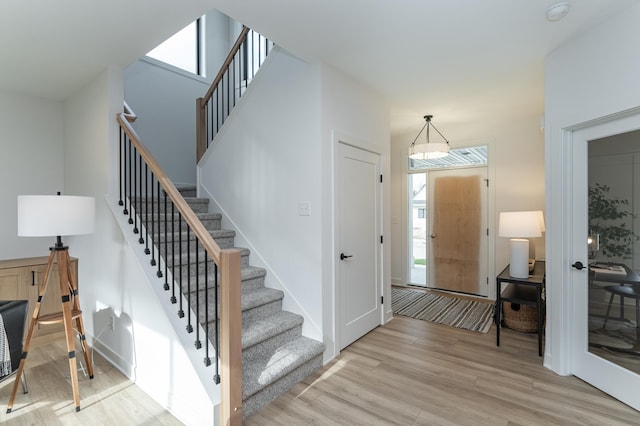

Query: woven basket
[502,302,537,333]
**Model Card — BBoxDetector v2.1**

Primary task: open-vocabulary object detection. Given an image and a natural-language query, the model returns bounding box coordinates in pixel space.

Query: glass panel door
[588,131,640,373]
[408,173,427,286]
[571,118,640,411]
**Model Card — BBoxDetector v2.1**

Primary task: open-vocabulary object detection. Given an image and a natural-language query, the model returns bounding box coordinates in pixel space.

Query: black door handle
[572,261,585,270]
[340,253,353,261]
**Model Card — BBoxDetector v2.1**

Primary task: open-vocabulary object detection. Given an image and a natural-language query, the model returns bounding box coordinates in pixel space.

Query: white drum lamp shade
[18,195,95,237]
[499,211,544,278]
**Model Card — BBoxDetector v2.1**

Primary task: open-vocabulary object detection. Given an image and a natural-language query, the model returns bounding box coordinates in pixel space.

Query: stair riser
[164,252,250,268]
[178,189,197,198]
[133,200,209,214]
[164,262,261,288]
[149,217,222,231]
[158,236,236,257]
[242,355,323,418]
[196,299,285,339]
[242,324,303,362]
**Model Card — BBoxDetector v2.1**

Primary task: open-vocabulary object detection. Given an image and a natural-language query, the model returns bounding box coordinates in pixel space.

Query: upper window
[146,18,203,76]
[409,145,488,171]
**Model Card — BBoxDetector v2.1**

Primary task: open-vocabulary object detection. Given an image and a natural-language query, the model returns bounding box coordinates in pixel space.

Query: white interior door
[428,167,488,296]
[338,142,381,349]
[570,114,640,411]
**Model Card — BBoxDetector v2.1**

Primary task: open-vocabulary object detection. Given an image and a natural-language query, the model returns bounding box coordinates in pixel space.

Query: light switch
[299,202,311,216]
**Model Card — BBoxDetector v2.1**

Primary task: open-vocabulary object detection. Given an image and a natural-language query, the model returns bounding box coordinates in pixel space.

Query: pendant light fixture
[408,115,450,160]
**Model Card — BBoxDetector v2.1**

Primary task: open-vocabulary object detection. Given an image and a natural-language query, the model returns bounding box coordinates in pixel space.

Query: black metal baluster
[163,192,169,288]
[204,254,211,366]
[123,136,129,216]
[213,262,220,384]
[195,239,201,349]
[178,212,184,318]
[150,174,156,267]
[128,141,133,225]
[171,202,177,304]
[232,54,236,108]
[118,128,124,207]
[137,155,144,243]
[132,147,139,234]
[144,164,150,255]
[186,228,192,332]
[156,182,163,278]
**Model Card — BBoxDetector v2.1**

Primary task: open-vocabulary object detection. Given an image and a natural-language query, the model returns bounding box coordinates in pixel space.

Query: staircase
[152,185,325,418]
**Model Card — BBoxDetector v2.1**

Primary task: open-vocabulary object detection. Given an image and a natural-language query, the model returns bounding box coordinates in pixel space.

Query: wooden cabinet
[0,256,78,336]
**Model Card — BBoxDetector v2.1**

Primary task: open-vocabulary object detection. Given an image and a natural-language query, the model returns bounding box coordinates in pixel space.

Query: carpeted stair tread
[131,191,326,418]
[242,311,303,351]
[242,336,326,400]
[241,287,284,312]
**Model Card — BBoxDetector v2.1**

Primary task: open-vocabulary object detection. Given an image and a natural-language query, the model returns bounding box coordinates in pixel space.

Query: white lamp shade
[408,142,450,160]
[498,211,543,238]
[18,195,95,237]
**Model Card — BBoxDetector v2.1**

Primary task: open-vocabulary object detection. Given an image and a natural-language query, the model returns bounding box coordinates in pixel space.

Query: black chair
[602,285,640,343]
[0,300,29,393]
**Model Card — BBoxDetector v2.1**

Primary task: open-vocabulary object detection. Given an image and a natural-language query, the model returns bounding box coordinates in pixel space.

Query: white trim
[547,106,640,380]
[333,132,384,351]
[141,56,210,85]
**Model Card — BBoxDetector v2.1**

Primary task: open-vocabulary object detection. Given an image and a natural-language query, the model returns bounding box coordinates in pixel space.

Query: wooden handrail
[197,26,252,162]
[203,26,250,103]
[117,113,223,266]
[123,101,137,123]
[117,108,243,425]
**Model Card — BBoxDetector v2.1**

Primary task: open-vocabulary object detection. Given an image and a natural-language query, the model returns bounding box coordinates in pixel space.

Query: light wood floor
[246,315,640,425]
[0,333,181,425]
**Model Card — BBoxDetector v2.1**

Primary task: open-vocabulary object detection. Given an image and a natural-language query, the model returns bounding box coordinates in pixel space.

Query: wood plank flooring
[0,333,181,425]
[246,315,640,425]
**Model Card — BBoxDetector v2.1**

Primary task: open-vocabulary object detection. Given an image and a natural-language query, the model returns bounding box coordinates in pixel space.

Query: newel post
[220,248,242,425]
[196,97,206,163]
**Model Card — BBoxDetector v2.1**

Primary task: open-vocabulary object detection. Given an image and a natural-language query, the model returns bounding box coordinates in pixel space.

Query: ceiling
[2,0,639,138]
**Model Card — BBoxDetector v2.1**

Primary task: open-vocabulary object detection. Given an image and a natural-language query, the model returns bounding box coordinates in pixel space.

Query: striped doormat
[392,287,494,333]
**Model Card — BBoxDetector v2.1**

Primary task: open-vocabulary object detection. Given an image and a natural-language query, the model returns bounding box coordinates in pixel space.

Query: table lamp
[9,193,95,413]
[499,211,544,278]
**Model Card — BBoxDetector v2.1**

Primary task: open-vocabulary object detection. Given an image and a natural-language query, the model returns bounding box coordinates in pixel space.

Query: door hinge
[380,235,384,244]
[486,276,489,285]
[487,228,489,236]
[381,296,384,304]
[380,174,383,183]
[484,178,489,187]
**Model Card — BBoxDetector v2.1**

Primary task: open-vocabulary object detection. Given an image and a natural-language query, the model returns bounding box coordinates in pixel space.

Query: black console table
[495,260,545,356]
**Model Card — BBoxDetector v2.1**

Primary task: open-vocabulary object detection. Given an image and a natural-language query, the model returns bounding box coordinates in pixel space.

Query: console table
[495,260,545,356]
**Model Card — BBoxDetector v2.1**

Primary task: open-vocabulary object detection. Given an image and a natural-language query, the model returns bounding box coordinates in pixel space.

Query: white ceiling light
[408,115,450,160]
[546,2,570,22]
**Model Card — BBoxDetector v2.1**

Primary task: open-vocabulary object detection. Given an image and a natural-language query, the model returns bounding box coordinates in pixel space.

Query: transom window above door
[410,145,487,170]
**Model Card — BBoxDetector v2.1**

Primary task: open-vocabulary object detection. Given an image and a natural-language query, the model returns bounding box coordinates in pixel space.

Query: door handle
[340,253,353,261]
[571,261,585,270]
[430,234,436,239]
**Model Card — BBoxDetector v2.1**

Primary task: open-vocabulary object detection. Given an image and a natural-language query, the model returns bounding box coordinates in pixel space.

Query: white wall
[0,92,64,260]
[124,10,232,186]
[199,47,324,342]
[199,47,391,361]
[545,2,640,375]
[320,63,391,358]
[0,73,217,424]
[390,114,545,300]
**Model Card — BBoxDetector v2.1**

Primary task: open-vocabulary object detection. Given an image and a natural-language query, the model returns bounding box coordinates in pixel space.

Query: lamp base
[509,238,530,278]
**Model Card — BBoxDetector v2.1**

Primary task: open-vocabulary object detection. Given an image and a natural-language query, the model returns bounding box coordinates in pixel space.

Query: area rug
[392,287,494,333]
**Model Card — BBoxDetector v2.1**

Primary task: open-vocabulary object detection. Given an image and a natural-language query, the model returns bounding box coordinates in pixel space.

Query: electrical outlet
[299,202,311,216]
[109,315,115,331]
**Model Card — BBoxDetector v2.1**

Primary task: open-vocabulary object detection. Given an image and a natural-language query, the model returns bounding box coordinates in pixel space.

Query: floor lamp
[498,211,544,278]
[7,194,95,413]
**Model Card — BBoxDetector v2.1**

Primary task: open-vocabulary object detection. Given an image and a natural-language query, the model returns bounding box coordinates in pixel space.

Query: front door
[428,167,488,296]
[338,142,381,349]
[570,114,640,410]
